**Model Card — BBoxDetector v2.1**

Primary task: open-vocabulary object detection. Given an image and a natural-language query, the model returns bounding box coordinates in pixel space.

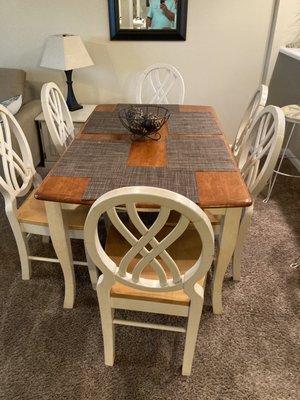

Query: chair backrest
[41,82,74,155]
[84,187,214,294]
[0,104,38,202]
[239,105,285,198]
[233,85,268,160]
[136,63,185,105]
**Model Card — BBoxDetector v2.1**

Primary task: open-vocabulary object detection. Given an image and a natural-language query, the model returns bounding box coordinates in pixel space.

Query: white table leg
[212,207,242,315]
[232,205,254,281]
[45,201,76,309]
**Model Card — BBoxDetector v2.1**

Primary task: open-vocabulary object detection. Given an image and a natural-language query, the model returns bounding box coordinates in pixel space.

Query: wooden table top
[35,104,252,209]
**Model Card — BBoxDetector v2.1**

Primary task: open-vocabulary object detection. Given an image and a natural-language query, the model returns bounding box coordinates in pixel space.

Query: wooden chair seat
[106,224,205,306]
[17,189,89,230]
[166,209,221,226]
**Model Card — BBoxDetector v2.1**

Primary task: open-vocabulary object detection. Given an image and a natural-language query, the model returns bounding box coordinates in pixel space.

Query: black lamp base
[65,70,83,112]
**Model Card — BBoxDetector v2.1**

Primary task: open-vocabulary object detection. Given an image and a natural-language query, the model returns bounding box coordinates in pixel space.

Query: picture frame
[108,0,188,41]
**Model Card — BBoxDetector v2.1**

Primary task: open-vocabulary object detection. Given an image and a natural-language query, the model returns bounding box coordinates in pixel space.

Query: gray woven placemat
[83,167,198,202]
[50,140,131,177]
[83,105,180,134]
[83,112,129,134]
[167,136,235,171]
[49,130,233,202]
[168,111,221,135]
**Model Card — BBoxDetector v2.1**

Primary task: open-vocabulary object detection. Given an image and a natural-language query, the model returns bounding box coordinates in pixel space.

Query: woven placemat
[83,105,180,134]
[50,142,198,201]
[168,111,221,135]
[50,127,233,202]
[83,167,198,202]
[167,136,235,171]
[83,112,129,134]
[50,140,130,177]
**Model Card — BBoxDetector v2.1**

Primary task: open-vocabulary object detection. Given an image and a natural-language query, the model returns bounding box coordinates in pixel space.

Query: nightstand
[35,104,97,167]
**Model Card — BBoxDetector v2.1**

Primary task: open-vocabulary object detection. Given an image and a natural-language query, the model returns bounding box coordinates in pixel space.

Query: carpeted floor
[0,161,299,400]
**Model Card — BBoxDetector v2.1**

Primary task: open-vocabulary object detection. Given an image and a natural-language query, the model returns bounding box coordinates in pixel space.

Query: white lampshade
[40,34,94,71]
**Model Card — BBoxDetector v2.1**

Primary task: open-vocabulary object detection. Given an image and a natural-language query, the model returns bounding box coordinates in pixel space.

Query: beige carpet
[0,161,299,400]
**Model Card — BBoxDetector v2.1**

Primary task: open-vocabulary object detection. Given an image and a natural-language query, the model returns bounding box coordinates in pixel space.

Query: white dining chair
[136,63,185,105]
[232,105,285,280]
[0,104,98,287]
[41,82,75,155]
[84,186,214,376]
[232,84,268,162]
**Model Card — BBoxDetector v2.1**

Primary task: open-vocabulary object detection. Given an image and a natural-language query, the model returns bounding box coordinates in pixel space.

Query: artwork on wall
[108,0,188,40]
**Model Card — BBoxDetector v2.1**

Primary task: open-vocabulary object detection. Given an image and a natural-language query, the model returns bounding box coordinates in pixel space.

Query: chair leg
[42,235,50,244]
[7,209,32,280]
[84,245,99,290]
[18,232,32,280]
[103,213,111,234]
[232,206,253,281]
[182,287,204,376]
[97,276,115,366]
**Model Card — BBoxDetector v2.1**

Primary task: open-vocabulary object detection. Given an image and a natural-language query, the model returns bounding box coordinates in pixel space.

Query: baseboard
[283,149,300,172]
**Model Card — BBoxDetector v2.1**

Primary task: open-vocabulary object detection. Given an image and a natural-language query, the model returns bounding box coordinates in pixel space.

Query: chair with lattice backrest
[41,82,75,155]
[0,104,98,291]
[232,105,285,280]
[232,85,268,162]
[136,63,185,105]
[84,186,214,376]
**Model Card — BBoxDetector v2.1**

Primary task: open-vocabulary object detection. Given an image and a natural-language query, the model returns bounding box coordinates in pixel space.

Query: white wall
[0,0,297,142]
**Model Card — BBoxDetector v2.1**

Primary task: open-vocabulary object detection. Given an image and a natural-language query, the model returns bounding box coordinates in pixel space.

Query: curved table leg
[45,201,76,309]
[212,207,242,314]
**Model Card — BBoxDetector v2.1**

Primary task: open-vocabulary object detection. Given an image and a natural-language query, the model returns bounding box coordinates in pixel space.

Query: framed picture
[108,0,188,41]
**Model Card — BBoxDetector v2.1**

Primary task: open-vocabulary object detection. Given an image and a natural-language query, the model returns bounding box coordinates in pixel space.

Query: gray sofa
[0,68,42,166]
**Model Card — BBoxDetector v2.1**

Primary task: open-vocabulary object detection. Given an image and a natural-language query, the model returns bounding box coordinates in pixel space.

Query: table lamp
[40,34,94,111]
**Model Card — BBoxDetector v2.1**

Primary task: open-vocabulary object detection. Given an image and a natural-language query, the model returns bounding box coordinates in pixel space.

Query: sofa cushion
[1,94,23,115]
[15,99,42,167]
[0,68,26,103]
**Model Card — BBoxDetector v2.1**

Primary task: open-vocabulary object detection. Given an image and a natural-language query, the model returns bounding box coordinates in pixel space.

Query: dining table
[35,104,252,314]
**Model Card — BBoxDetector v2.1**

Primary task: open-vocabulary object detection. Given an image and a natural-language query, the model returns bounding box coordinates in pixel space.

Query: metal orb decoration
[118,105,170,141]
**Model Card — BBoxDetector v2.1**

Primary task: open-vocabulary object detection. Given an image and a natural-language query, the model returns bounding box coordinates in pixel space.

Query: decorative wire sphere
[118,105,170,141]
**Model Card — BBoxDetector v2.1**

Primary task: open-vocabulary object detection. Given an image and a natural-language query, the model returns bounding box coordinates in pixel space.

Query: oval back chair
[136,63,185,105]
[232,105,285,281]
[84,186,214,376]
[0,104,41,279]
[41,82,74,155]
[239,105,285,198]
[0,105,97,298]
[0,105,39,202]
[232,84,268,161]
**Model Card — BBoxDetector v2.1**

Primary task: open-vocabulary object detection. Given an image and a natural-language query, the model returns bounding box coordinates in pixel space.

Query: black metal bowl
[118,105,170,141]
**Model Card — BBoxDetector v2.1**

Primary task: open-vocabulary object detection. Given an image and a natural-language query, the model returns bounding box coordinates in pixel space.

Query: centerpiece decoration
[118,105,170,141]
